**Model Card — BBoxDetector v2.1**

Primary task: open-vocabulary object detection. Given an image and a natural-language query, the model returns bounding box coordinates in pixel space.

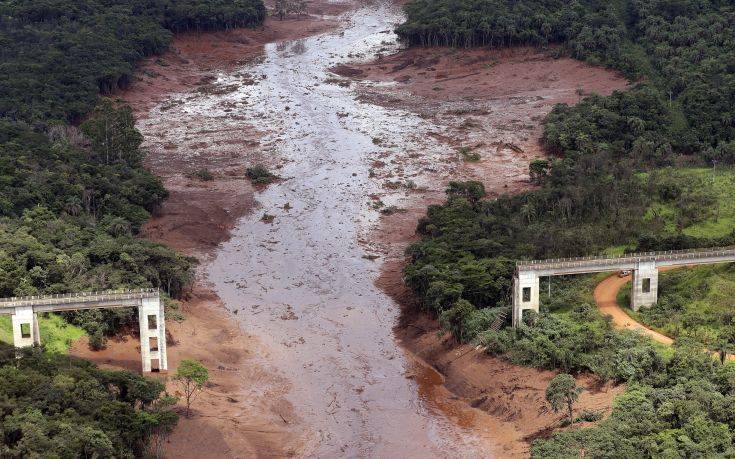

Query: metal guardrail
[517,247,735,272]
[0,288,159,308]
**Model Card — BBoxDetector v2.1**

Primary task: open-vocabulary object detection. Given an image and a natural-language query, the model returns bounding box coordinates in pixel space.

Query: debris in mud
[458,146,481,162]
[261,213,275,223]
[380,206,406,215]
[186,168,215,181]
[280,306,298,321]
[325,77,351,87]
[197,83,240,95]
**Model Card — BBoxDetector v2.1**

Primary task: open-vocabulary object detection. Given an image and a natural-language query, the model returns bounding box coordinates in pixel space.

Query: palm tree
[63,197,83,217]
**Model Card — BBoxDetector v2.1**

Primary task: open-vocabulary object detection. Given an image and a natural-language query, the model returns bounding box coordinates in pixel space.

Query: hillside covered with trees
[0,345,177,457]
[0,0,265,123]
[1,0,265,452]
[0,0,264,340]
[399,0,735,455]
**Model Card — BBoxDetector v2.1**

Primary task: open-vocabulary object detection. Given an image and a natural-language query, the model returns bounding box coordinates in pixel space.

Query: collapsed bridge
[513,247,735,327]
[0,289,166,372]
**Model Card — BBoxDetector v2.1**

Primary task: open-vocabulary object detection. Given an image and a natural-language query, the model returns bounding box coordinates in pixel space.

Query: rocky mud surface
[344,27,631,456]
[71,1,633,457]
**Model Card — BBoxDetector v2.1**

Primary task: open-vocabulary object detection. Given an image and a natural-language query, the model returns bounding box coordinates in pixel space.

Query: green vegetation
[0,344,178,457]
[0,105,194,345]
[0,0,265,124]
[174,359,209,418]
[400,0,735,148]
[0,1,266,454]
[0,0,267,342]
[620,265,735,351]
[642,168,735,239]
[246,164,277,185]
[189,168,215,181]
[399,0,735,455]
[458,146,481,162]
[546,374,582,425]
[0,314,86,354]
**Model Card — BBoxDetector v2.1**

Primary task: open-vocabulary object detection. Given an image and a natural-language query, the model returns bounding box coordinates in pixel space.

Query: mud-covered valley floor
[71,1,630,457]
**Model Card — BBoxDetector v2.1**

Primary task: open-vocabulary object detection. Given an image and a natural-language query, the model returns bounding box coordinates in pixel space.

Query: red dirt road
[593,274,674,345]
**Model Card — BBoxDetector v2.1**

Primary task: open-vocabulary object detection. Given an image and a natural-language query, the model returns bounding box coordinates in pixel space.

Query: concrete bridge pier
[512,271,539,327]
[11,306,40,348]
[631,261,658,311]
[138,296,167,372]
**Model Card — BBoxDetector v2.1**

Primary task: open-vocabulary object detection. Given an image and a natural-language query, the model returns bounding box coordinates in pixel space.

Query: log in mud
[77,0,631,456]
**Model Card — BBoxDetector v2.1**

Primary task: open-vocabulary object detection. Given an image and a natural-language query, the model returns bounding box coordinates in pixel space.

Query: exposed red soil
[341,46,630,185]
[126,14,344,118]
[71,286,300,457]
[68,14,634,458]
[595,272,675,345]
[357,46,631,454]
[69,7,350,458]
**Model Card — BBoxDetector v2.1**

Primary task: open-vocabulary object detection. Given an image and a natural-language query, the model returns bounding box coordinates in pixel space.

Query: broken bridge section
[512,247,735,327]
[0,289,166,372]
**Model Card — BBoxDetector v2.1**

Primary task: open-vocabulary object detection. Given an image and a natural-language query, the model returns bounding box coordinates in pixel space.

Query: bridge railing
[0,288,159,307]
[517,246,735,271]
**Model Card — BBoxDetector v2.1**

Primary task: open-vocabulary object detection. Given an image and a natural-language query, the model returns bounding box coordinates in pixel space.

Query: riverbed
[122,0,629,455]
[201,4,496,456]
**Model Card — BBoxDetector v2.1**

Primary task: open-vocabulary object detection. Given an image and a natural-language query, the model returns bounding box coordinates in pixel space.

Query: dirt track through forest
[594,274,674,345]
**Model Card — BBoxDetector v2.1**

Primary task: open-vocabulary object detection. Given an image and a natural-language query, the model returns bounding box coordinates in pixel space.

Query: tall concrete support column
[631,261,659,311]
[138,297,167,372]
[512,271,540,327]
[11,306,39,348]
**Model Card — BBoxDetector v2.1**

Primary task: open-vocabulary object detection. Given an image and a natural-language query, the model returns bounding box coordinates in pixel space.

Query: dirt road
[593,274,674,345]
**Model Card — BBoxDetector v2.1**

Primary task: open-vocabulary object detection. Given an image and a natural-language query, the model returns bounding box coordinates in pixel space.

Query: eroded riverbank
[72,1,631,456]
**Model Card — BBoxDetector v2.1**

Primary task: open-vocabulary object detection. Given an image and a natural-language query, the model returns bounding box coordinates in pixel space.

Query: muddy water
[180,4,492,456]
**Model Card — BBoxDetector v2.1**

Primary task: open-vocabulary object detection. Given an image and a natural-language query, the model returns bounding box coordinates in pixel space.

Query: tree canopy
[0,344,177,457]
[399,0,735,455]
[0,0,265,123]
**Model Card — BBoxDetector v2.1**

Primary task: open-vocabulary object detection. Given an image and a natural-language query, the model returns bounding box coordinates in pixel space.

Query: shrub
[246,165,276,184]
[189,168,214,181]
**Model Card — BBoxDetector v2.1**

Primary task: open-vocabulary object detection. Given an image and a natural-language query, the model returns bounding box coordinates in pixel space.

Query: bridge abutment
[512,271,539,327]
[631,261,658,311]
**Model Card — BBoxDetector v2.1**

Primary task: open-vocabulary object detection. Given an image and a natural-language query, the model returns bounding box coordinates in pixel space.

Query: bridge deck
[517,247,735,276]
[0,289,159,314]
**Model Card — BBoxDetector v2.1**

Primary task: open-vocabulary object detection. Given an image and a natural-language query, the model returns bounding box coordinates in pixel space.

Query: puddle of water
[148,3,499,456]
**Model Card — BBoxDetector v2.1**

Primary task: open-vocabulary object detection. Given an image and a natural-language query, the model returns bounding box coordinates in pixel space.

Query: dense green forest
[0,0,265,453]
[0,0,265,123]
[399,0,735,456]
[0,345,177,457]
[0,0,265,341]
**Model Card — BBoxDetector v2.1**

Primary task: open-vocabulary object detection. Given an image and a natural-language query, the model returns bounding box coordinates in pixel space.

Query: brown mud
[70,6,351,458]
[351,43,630,453]
[69,2,634,457]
